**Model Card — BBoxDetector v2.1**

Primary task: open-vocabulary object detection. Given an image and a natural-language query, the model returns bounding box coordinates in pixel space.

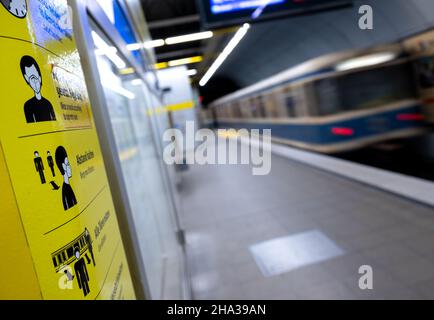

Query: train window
[263,93,277,118]
[233,102,242,118]
[285,96,296,117]
[228,104,235,118]
[249,97,259,117]
[240,99,253,118]
[222,104,227,118]
[339,63,417,110]
[257,96,266,118]
[314,62,418,116]
[283,87,299,118]
[225,105,232,118]
[313,78,341,116]
[414,56,434,90]
[247,96,261,118]
[219,106,226,118]
[272,89,289,117]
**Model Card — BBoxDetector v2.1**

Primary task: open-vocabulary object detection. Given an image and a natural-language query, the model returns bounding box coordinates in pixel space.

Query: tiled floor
[178,151,434,300]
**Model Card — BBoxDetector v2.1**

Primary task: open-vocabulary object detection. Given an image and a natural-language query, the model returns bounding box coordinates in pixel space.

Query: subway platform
[178,144,434,300]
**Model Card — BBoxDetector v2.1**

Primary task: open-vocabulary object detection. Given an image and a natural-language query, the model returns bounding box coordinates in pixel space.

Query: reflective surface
[92,26,184,299]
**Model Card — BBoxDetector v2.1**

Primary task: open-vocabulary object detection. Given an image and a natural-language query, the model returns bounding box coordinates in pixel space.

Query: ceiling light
[168,56,203,67]
[335,52,397,72]
[200,23,250,87]
[126,43,142,51]
[165,31,213,45]
[92,31,126,69]
[187,69,198,76]
[126,39,165,51]
[144,39,165,49]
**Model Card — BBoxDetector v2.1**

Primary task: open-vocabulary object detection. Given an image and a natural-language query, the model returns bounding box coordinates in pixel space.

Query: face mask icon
[55,146,77,211]
[20,55,56,123]
[29,75,41,94]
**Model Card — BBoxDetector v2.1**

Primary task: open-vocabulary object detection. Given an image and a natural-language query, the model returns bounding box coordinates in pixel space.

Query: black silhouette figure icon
[1,0,27,18]
[84,228,96,267]
[20,55,56,123]
[73,247,90,297]
[34,151,46,184]
[50,181,60,190]
[55,146,77,211]
[47,151,55,177]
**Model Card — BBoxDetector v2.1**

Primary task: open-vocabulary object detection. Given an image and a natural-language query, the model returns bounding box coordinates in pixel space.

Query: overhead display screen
[211,0,286,14]
[199,0,353,29]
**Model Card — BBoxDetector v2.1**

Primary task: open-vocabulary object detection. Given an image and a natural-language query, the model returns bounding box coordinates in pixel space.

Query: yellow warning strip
[166,100,195,112]
[147,100,195,116]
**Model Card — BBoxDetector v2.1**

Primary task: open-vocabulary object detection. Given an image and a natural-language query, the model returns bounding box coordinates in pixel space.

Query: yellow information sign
[0,0,136,299]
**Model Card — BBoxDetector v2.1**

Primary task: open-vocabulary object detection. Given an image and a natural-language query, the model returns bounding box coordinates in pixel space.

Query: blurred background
[84,0,434,299]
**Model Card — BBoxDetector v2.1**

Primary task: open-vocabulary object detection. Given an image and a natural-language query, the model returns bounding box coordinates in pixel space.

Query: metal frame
[70,0,192,300]
[119,0,193,300]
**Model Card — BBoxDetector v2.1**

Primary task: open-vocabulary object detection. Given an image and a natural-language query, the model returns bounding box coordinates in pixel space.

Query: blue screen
[211,0,286,14]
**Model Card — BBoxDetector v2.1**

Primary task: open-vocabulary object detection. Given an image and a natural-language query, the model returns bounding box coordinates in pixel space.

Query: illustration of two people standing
[21,56,77,211]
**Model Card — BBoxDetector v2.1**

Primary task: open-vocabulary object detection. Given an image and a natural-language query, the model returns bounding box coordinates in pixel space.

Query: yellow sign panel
[0,143,41,300]
[0,0,136,299]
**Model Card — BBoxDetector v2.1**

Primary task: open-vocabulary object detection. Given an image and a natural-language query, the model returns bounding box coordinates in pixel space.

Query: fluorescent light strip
[187,69,198,76]
[92,31,126,69]
[126,43,142,51]
[126,31,212,51]
[335,52,397,72]
[144,39,165,49]
[165,31,213,45]
[200,24,250,87]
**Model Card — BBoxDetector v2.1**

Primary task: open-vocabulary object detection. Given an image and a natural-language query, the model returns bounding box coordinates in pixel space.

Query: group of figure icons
[56,228,96,297]
[34,146,77,211]
[2,0,97,297]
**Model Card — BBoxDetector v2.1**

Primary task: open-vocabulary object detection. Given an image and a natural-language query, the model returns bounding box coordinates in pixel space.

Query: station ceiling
[141,0,434,103]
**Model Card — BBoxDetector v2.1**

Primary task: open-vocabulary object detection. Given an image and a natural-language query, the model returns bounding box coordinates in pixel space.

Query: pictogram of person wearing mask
[55,146,77,211]
[0,0,27,18]
[20,55,56,123]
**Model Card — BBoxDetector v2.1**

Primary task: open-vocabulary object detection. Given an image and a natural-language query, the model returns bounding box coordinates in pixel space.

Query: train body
[208,45,431,153]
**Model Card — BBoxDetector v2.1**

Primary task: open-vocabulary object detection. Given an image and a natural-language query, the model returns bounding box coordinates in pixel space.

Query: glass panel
[91,25,183,299]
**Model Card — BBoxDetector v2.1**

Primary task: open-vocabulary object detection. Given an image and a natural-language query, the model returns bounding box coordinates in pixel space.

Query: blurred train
[206,44,432,153]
